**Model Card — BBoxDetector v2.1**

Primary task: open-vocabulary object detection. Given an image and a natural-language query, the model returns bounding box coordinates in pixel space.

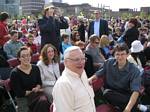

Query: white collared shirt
[52,67,96,112]
[94,19,100,37]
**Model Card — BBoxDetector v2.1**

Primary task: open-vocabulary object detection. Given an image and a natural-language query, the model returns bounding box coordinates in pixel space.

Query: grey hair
[64,46,81,59]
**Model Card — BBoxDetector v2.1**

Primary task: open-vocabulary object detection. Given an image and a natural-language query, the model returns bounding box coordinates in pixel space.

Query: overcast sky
[62,0,150,11]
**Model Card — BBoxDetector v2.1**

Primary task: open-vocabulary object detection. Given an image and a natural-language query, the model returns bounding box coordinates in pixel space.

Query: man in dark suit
[88,10,109,38]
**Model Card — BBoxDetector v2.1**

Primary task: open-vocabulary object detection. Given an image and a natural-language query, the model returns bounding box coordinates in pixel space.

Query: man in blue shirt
[3,30,24,59]
[89,43,141,112]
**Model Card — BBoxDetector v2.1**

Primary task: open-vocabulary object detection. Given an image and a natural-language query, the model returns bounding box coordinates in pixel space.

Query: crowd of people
[0,5,150,112]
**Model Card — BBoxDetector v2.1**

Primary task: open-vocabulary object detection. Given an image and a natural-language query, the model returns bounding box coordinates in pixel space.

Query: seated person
[61,33,72,54]
[144,42,150,65]
[127,40,144,73]
[86,34,105,71]
[37,44,60,103]
[99,35,113,59]
[75,41,95,78]
[10,46,50,112]
[3,30,24,59]
[26,33,37,54]
[89,43,141,112]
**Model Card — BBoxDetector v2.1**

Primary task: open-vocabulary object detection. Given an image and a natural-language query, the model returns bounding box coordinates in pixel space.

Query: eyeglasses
[20,54,31,59]
[94,41,99,44]
[66,57,87,62]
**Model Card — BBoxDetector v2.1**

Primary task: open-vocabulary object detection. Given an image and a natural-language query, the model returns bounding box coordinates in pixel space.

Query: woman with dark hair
[10,46,50,112]
[37,44,60,103]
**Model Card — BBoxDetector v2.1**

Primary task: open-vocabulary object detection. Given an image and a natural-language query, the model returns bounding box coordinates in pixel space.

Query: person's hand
[54,8,63,18]
[32,86,41,93]
[32,87,39,93]
[88,77,93,86]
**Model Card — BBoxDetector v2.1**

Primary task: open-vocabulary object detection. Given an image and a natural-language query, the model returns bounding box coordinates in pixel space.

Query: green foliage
[121,13,133,19]
[140,11,147,19]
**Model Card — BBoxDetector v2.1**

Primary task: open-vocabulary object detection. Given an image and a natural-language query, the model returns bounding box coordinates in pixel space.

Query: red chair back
[31,53,40,64]
[7,58,20,68]
[96,104,118,112]
[92,76,104,92]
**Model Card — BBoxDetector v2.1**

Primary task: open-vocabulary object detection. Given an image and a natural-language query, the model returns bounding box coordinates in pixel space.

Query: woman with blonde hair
[100,35,112,59]
[37,43,60,103]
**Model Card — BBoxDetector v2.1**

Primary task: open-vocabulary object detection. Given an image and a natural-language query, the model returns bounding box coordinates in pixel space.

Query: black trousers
[103,89,139,112]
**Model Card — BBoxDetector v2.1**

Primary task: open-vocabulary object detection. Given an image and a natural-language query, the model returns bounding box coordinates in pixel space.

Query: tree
[121,12,133,19]
[139,11,147,19]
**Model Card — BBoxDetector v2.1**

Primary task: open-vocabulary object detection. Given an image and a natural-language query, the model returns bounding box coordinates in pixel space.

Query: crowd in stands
[0,5,150,112]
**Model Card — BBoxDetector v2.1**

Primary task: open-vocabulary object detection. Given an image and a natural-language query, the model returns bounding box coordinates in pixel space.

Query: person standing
[88,10,109,38]
[0,12,10,59]
[38,6,68,53]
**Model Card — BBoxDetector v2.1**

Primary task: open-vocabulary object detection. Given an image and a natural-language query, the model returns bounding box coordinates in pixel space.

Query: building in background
[20,0,45,15]
[0,0,19,17]
[45,0,62,5]
[141,7,150,15]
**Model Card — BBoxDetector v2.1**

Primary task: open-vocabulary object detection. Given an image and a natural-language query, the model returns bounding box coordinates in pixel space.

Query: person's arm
[10,69,26,97]
[88,74,98,85]
[99,51,106,61]
[3,43,14,59]
[88,22,92,38]
[59,16,69,29]
[89,60,106,85]
[93,62,103,68]
[52,82,74,112]
[104,20,109,36]
[123,91,139,112]
[32,84,42,93]
[38,18,52,33]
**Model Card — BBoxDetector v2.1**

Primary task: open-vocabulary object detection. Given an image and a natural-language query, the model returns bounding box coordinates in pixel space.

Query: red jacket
[0,21,9,46]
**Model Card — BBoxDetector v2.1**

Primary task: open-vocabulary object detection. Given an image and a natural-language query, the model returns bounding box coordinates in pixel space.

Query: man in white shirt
[52,46,96,112]
[88,10,109,38]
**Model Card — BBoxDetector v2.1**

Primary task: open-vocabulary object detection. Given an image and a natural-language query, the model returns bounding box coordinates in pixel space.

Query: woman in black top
[10,46,49,112]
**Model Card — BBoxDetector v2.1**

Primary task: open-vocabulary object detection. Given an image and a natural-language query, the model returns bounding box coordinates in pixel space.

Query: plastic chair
[92,78,118,112]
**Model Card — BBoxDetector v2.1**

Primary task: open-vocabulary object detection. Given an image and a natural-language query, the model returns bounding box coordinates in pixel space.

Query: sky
[62,0,150,11]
